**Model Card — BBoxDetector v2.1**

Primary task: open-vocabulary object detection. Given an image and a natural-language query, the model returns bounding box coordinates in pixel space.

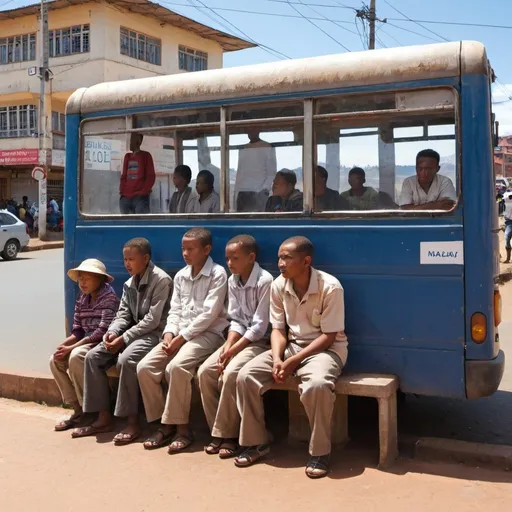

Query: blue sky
[3,0,512,130]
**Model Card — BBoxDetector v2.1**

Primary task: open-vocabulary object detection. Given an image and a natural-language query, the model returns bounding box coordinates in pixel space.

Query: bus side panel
[71,220,465,398]
[461,74,498,360]
[63,113,81,335]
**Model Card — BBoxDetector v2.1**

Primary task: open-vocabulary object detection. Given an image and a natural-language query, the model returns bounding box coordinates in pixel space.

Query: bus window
[228,102,304,213]
[313,89,458,213]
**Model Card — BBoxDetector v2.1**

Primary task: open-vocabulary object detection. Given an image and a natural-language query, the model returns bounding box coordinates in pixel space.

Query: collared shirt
[164,256,228,341]
[228,262,273,343]
[316,187,343,211]
[109,262,173,345]
[235,139,277,195]
[270,268,348,365]
[399,174,456,207]
[340,187,379,211]
[71,283,120,345]
[187,190,220,214]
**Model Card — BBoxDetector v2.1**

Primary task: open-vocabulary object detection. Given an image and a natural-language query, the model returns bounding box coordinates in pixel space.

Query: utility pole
[369,0,376,50]
[38,0,50,240]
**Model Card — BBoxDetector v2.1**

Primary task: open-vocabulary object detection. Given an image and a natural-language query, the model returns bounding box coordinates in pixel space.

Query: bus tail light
[494,290,502,327]
[471,313,487,343]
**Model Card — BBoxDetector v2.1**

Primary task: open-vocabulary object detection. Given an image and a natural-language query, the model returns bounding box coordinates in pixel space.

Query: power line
[385,21,440,43]
[387,18,512,30]
[284,0,352,51]
[183,0,291,59]
[266,0,356,9]
[383,0,449,42]
[295,0,359,36]
[354,17,366,49]
[378,27,403,47]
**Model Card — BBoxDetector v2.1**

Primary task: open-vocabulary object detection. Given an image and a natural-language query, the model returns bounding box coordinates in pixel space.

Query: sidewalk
[1,398,511,512]
[24,237,64,252]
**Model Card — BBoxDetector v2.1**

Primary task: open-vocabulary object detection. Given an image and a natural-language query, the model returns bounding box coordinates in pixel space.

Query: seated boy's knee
[301,378,331,397]
[223,367,239,388]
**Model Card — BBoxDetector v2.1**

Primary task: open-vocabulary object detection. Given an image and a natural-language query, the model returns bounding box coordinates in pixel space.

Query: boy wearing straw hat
[50,259,119,431]
[73,238,173,444]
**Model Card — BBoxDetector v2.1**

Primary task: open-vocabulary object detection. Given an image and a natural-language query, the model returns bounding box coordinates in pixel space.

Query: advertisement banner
[0,149,39,166]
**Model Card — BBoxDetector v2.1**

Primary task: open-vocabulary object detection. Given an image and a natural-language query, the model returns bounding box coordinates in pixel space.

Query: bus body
[64,41,504,399]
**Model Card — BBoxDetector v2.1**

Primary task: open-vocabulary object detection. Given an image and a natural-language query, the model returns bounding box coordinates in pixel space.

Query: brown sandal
[205,438,223,455]
[71,424,113,438]
[219,440,238,459]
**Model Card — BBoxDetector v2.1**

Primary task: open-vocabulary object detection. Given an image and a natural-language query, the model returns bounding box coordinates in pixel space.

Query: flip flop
[113,431,140,446]
[143,429,175,450]
[234,444,270,467]
[71,424,113,438]
[205,438,223,455]
[219,440,238,459]
[55,411,83,431]
[168,434,194,453]
[305,455,330,479]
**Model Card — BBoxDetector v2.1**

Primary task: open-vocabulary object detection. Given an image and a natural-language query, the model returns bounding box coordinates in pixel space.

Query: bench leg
[288,392,349,447]
[377,394,398,469]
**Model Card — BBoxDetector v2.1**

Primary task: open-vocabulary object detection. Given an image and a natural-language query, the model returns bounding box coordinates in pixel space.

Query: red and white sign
[0,149,39,166]
[32,166,46,181]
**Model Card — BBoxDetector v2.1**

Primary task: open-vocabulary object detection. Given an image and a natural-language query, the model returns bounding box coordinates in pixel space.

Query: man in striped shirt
[50,259,119,431]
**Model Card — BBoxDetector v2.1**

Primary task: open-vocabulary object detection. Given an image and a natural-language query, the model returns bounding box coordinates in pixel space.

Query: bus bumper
[465,350,505,399]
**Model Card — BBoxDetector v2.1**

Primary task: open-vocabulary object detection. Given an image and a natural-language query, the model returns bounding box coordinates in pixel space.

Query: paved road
[1,249,512,446]
[0,249,65,375]
[1,398,511,512]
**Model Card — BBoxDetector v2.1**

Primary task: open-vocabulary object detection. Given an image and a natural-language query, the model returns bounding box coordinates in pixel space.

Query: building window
[120,27,161,65]
[0,33,36,64]
[0,105,38,138]
[52,112,66,134]
[178,45,207,72]
[49,24,90,58]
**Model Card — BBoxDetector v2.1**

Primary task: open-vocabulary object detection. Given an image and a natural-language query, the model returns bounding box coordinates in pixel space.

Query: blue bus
[64,40,504,399]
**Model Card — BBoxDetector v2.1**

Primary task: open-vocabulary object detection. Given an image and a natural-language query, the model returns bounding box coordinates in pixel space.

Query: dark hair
[133,133,144,143]
[174,164,192,184]
[281,236,314,258]
[316,165,328,181]
[124,237,152,258]
[197,169,214,189]
[183,227,212,247]
[416,149,440,165]
[227,234,259,257]
[275,169,297,187]
[22,196,28,202]
[349,167,365,178]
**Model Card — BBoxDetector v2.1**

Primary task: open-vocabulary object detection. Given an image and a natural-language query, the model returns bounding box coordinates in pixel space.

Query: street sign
[32,166,46,181]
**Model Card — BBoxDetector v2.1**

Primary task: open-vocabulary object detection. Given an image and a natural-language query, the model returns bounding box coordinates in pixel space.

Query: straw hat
[67,258,114,283]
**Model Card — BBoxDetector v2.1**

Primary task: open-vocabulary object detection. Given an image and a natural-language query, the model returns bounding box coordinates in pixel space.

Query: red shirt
[119,151,155,198]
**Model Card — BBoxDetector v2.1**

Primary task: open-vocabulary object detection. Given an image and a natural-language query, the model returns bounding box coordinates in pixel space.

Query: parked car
[0,209,30,260]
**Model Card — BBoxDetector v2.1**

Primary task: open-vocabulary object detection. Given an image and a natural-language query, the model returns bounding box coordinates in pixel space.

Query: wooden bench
[272,373,399,469]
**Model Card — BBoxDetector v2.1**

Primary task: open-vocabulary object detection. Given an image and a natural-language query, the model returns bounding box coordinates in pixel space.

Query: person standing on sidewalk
[50,259,119,432]
[72,238,172,444]
[235,236,348,479]
[504,194,512,263]
[119,134,155,215]
[198,235,272,458]
[138,228,228,452]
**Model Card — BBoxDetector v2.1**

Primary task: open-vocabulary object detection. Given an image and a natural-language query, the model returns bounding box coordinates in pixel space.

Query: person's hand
[217,344,234,374]
[104,336,125,354]
[437,198,455,210]
[272,358,285,383]
[162,335,185,356]
[161,333,174,352]
[54,344,72,360]
[277,358,299,382]
[104,332,117,343]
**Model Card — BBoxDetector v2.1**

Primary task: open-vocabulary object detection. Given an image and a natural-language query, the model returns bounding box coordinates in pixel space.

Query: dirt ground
[1,398,511,512]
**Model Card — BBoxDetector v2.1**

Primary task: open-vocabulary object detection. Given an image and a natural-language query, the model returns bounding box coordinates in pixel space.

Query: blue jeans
[505,222,512,250]
[119,195,150,214]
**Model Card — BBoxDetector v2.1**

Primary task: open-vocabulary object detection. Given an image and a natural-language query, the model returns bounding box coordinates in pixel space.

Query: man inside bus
[119,133,156,215]
[187,169,220,213]
[340,167,379,210]
[315,165,344,211]
[399,149,456,211]
[169,164,194,214]
[265,169,303,213]
[235,129,277,212]
[235,236,347,479]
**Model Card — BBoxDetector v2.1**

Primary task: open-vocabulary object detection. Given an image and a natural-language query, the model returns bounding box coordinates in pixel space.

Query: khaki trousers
[197,343,268,439]
[49,344,94,407]
[237,347,342,456]
[137,332,223,425]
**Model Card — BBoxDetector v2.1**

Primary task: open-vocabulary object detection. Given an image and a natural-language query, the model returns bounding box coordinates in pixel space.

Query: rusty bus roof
[67,41,489,115]
[0,0,254,52]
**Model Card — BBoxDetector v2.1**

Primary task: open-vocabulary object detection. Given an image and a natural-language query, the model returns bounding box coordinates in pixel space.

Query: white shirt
[228,263,273,343]
[235,140,277,196]
[164,257,228,341]
[186,190,220,214]
[399,174,456,207]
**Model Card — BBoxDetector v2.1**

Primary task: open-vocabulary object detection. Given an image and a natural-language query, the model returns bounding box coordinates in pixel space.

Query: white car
[0,209,30,260]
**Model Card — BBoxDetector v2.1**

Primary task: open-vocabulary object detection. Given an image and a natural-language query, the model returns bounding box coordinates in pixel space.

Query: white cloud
[493,84,512,135]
